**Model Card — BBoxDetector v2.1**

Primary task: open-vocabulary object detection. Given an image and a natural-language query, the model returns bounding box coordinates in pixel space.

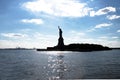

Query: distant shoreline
[0,47,120,52]
[0,48,34,50]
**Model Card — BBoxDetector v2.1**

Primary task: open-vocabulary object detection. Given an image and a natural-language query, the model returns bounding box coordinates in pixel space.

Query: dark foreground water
[0,50,120,80]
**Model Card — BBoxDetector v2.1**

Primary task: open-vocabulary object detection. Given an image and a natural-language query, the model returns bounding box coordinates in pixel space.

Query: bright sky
[0,0,120,48]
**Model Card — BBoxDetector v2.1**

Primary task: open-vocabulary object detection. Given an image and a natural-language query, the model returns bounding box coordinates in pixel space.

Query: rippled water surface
[0,50,120,80]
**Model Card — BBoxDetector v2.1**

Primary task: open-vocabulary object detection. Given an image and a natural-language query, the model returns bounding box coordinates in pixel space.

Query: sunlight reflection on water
[45,51,71,55]
[45,51,68,80]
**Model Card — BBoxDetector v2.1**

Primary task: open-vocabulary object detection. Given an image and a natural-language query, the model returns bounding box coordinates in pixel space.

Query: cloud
[20,29,32,33]
[99,36,108,39]
[1,33,27,38]
[87,28,96,32]
[111,36,119,39]
[90,0,94,2]
[117,30,120,32]
[95,23,112,29]
[99,36,119,39]
[107,15,120,20]
[22,0,92,17]
[70,30,85,36]
[21,19,43,24]
[88,23,112,32]
[90,7,116,17]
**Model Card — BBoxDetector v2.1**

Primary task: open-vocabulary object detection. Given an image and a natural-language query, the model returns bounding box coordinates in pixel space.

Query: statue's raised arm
[58,26,60,30]
[58,26,62,37]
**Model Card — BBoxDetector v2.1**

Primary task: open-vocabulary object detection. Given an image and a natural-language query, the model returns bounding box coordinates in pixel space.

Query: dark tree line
[64,43,111,51]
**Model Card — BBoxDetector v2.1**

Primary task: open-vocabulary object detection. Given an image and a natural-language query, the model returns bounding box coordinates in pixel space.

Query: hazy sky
[0,0,120,48]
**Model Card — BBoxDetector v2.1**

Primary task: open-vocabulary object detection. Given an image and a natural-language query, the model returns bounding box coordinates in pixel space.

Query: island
[37,26,112,52]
